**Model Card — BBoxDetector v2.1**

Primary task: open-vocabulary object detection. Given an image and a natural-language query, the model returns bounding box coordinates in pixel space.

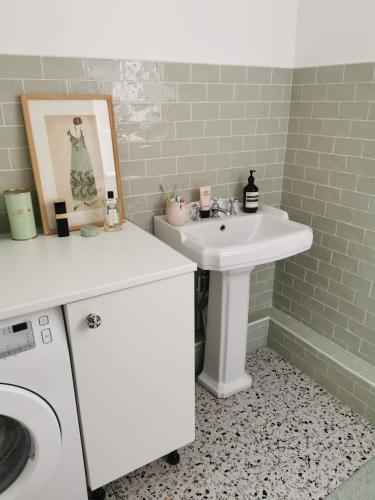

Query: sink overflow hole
[220,225,226,231]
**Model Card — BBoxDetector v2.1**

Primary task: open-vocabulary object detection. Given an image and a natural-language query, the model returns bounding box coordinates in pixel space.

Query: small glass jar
[4,188,37,240]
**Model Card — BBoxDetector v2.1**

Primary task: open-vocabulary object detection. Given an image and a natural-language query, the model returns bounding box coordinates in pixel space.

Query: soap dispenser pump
[243,170,259,213]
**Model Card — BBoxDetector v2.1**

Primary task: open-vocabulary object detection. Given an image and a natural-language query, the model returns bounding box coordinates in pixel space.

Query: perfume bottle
[53,199,70,237]
[104,191,122,232]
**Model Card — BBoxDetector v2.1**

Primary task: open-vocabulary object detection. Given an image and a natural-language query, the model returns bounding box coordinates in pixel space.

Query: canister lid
[4,188,30,195]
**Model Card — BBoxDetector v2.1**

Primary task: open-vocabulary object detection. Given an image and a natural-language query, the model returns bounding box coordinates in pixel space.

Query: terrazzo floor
[106,347,375,500]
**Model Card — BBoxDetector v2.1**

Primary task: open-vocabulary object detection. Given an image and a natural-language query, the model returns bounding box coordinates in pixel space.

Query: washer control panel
[39,315,49,326]
[41,327,52,344]
[0,320,36,359]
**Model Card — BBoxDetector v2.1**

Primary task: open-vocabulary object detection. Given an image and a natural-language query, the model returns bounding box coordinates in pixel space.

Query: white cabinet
[64,272,195,490]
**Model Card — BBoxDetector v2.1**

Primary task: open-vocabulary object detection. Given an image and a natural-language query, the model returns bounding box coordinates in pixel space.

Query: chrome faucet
[211,197,230,218]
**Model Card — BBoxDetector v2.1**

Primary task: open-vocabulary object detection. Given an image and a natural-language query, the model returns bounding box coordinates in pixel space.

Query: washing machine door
[0,384,61,500]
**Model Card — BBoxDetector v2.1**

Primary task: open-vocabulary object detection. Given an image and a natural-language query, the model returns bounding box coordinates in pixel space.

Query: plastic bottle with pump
[243,170,259,213]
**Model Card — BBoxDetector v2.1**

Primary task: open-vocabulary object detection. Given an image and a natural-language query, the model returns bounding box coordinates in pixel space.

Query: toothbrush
[161,184,172,204]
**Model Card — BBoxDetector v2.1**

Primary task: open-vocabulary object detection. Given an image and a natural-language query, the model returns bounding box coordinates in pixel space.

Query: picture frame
[21,94,125,235]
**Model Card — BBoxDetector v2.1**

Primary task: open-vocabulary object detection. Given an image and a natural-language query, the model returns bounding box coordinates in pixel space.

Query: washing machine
[0,306,88,500]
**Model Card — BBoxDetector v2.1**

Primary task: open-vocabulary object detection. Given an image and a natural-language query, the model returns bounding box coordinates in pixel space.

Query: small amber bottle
[243,170,259,213]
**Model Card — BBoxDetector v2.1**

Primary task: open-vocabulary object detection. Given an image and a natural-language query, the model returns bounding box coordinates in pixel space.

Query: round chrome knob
[86,313,102,329]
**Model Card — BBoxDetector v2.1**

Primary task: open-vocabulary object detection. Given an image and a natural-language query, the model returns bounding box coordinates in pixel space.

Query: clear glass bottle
[104,191,122,232]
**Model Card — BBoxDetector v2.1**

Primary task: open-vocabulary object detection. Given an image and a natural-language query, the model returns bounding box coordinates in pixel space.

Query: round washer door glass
[0,416,31,493]
[0,384,61,500]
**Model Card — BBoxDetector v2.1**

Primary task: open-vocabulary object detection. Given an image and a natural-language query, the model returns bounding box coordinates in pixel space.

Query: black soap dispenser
[243,170,259,213]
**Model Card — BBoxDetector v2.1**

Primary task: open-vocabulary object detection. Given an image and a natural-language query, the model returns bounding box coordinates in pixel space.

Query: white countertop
[0,221,196,321]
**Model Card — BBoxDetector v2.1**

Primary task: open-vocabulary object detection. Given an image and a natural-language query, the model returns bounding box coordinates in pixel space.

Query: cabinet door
[64,273,195,489]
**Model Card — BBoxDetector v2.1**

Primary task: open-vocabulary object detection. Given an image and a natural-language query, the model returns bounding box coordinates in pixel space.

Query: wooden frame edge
[20,94,125,235]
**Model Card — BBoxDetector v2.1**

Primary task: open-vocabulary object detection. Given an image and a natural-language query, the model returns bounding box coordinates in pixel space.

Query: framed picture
[21,94,125,234]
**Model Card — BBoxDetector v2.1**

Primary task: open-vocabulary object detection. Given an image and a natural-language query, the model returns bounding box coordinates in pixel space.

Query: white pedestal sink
[154,205,313,398]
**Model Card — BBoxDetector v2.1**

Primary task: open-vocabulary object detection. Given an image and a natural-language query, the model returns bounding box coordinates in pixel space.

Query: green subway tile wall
[275,62,375,366]
[2,56,375,331]
[0,55,291,313]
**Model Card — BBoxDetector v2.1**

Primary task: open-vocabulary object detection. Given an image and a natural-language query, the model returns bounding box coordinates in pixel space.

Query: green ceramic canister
[4,188,37,240]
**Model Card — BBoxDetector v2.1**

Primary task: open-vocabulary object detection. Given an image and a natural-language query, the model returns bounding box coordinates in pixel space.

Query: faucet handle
[190,202,201,221]
[229,197,239,215]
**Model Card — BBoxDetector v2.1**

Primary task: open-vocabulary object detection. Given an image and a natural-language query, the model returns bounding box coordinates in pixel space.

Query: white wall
[0,0,297,67]
[3,1,375,69]
[294,0,375,67]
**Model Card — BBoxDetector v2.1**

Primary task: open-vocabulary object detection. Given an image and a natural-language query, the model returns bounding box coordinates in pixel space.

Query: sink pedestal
[198,268,253,398]
[154,206,313,399]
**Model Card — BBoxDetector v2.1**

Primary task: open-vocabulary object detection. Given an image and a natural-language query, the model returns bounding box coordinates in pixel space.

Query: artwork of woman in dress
[45,114,105,213]
[67,116,100,210]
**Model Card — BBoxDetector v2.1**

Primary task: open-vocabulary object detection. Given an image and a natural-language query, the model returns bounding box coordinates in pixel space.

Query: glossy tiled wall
[0,55,291,312]
[3,56,375,338]
[274,63,375,366]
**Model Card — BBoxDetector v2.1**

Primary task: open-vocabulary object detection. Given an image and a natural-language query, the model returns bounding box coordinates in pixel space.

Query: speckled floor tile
[236,423,375,500]
[108,347,375,500]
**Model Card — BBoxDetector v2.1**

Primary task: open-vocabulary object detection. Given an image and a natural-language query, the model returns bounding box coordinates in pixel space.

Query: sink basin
[154,205,312,272]
[154,205,313,398]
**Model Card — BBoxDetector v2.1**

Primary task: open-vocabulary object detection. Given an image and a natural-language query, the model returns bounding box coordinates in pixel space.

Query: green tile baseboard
[248,306,375,424]
[247,317,269,353]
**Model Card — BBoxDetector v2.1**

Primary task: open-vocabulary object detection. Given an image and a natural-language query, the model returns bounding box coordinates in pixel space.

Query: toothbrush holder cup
[166,201,191,226]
